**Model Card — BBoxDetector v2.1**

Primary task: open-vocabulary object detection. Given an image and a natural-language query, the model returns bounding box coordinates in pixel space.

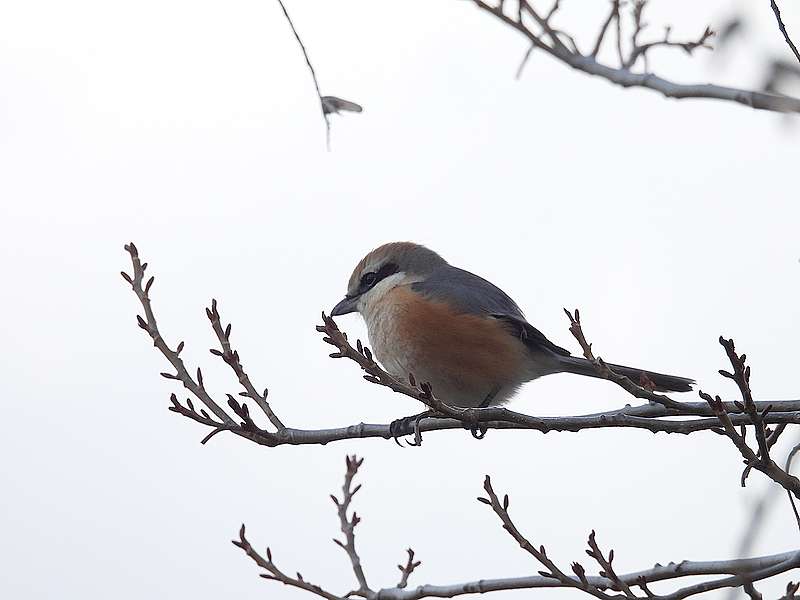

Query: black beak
[331,295,359,316]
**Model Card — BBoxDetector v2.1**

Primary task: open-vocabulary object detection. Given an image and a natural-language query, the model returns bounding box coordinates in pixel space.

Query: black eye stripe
[358,262,399,293]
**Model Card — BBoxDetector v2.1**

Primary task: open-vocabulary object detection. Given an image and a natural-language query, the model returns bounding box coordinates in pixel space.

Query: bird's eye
[362,272,377,287]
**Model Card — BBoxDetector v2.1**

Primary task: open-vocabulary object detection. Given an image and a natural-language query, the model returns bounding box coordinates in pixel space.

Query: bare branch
[233,524,344,600]
[236,456,800,600]
[274,1,332,148]
[770,1,800,65]
[516,44,536,79]
[625,25,714,71]
[331,455,372,597]
[563,308,701,414]
[471,0,800,113]
[122,243,234,426]
[726,437,796,600]
[698,337,800,499]
[396,549,422,589]
[124,246,800,461]
[274,1,361,149]
[743,581,763,600]
[206,298,284,429]
[473,475,800,600]
[780,581,800,600]
[786,440,800,530]
[592,1,621,58]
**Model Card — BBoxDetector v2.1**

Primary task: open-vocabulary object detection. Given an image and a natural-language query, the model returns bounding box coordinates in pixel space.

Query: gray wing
[411,266,571,356]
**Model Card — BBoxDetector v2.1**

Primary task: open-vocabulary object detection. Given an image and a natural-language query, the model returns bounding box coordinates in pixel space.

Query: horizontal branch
[124,244,800,465]
[472,0,800,114]
[565,55,800,113]
[210,405,800,448]
[370,549,799,599]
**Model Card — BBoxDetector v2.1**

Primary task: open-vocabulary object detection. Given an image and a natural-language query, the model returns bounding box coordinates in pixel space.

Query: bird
[330,242,693,409]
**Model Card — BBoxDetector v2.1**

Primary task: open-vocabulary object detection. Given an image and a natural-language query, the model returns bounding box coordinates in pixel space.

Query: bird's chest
[363,299,416,379]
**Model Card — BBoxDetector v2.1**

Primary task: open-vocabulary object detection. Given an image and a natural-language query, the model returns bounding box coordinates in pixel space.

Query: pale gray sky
[1,1,799,598]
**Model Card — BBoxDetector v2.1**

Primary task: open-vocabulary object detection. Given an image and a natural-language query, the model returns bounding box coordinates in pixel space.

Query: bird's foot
[469,421,489,440]
[460,407,489,440]
[389,410,436,447]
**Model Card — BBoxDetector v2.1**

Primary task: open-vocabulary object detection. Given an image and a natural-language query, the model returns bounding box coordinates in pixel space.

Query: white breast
[363,294,410,380]
[357,273,418,380]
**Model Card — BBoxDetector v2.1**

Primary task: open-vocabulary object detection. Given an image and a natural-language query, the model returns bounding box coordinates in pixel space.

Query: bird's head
[331,242,446,317]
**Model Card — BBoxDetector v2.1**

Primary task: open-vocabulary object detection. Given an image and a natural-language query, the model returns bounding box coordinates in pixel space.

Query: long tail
[557,356,694,393]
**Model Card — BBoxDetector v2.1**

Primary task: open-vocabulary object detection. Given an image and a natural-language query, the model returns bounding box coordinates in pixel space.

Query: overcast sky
[2,1,799,599]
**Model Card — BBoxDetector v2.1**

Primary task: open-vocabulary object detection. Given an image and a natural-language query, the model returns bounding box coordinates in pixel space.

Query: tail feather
[557,356,694,393]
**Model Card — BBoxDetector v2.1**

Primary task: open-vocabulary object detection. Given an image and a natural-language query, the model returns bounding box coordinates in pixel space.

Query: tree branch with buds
[233,455,800,600]
[122,243,800,458]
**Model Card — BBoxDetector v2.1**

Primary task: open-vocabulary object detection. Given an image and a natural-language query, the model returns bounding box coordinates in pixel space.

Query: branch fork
[473,0,800,113]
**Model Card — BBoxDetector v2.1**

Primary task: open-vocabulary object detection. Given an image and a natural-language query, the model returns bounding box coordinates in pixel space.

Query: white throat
[356,272,409,319]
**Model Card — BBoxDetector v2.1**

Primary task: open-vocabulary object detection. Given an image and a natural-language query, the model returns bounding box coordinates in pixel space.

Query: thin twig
[770,1,800,65]
[233,524,344,600]
[275,0,332,149]
[786,441,800,530]
[478,475,800,600]
[331,455,372,597]
[592,0,621,57]
[396,549,422,589]
[206,298,285,429]
[122,243,234,425]
[516,44,536,79]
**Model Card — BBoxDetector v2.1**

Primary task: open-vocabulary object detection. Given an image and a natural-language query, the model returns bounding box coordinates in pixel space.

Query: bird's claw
[469,423,489,440]
[389,411,434,447]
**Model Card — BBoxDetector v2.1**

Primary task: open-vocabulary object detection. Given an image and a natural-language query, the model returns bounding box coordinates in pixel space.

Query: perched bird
[331,242,693,408]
